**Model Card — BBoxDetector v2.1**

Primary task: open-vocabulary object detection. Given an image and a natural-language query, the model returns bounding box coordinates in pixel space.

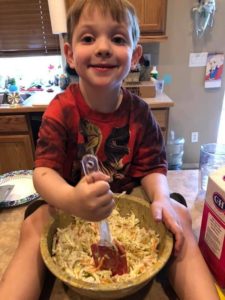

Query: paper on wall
[205,53,224,88]
[189,52,208,67]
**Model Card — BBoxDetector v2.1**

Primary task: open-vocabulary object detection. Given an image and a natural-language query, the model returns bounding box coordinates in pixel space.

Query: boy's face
[65,7,142,90]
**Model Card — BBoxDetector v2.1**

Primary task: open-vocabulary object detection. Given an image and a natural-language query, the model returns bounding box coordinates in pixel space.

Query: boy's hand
[151,198,184,256]
[72,171,115,221]
[141,173,185,256]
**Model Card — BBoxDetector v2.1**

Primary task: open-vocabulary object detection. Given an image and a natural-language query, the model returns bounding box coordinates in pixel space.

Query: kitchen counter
[0,88,174,113]
[0,88,174,173]
[0,88,62,113]
[143,93,174,109]
[0,170,207,300]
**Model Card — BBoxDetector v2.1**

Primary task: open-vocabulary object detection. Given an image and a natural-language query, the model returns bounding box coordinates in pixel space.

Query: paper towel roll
[48,0,67,34]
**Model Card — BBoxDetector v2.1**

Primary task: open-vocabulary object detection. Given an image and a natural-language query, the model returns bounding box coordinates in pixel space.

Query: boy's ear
[131,44,143,70]
[64,42,75,69]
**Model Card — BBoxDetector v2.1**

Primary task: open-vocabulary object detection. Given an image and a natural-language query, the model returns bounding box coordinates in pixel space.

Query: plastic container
[155,79,164,96]
[150,66,158,79]
[166,131,185,170]
[199,143,225,192]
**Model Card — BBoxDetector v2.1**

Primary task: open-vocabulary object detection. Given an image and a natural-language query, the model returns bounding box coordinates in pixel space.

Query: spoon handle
[81,154,112,244]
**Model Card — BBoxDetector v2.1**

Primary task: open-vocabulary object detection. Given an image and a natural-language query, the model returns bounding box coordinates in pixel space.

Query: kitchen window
[0,0,60,57]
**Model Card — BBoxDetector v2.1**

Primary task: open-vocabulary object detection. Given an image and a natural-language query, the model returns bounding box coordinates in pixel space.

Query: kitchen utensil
[0,185,14,202]
[40,193,173,299]
[81,154,128,276]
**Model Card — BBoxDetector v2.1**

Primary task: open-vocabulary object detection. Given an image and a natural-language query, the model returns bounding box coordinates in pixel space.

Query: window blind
[0,0,60,57]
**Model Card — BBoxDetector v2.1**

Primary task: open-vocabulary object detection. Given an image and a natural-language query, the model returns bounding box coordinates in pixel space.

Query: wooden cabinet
[143,94,174,142]
[0,91,173,173]
[65,0,74,10]
[0,115,34,173]
[129,0,167,40]
[152,108,169,141]
[65,0,167,41]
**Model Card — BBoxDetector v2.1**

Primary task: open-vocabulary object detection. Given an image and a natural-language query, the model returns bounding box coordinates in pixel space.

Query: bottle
[166,130,185,170]
[150,66,158,80]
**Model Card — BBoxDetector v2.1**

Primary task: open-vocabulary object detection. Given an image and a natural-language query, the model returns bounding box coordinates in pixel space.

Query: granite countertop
[0,170,205,299]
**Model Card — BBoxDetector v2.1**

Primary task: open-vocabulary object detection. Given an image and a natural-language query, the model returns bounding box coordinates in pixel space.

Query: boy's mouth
[89,64,118,70]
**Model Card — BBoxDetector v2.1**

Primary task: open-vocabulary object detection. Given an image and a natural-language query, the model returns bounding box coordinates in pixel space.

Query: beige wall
[143,0,225,166]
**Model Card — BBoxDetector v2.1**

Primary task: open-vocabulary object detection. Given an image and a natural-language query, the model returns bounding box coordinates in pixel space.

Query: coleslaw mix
[52,209,160,284]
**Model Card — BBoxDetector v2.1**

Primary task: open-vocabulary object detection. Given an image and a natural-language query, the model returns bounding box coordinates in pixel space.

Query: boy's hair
[65,0,140,48]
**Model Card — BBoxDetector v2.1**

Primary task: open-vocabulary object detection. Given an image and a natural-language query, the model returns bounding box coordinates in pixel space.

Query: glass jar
[199,143,225,192]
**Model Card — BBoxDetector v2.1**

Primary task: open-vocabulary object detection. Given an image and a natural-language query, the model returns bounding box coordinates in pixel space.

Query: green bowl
[40,194,173,299]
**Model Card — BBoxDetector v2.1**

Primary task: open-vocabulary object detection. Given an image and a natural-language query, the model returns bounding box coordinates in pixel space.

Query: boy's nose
[95,38,112,58]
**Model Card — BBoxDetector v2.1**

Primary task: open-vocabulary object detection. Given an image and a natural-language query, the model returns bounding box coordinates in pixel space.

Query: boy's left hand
[151,198,184,256]
[141,173,185,255]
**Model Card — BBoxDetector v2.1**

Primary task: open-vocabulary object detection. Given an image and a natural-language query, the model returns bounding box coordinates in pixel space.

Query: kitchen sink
[20,93,32,101]
[0,93,6,104]
[0,92,31,105]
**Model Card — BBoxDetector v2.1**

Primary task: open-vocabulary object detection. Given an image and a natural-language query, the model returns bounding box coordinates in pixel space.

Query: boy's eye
[112,36,127,45]
[81,35,94,43]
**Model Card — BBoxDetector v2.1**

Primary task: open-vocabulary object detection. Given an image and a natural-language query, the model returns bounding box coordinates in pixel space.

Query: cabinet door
[152,108,169,141]
[65,0,167,38]
[0,115,28,132]
[65,0,74,10]
[129,0,167,35]
[0,135,34,174]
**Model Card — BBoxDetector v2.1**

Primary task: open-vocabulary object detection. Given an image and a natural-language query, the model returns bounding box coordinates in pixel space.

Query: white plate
[0,170,39,208]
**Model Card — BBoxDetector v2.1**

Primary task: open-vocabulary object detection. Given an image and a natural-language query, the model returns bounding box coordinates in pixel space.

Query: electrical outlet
[191,132,198,143]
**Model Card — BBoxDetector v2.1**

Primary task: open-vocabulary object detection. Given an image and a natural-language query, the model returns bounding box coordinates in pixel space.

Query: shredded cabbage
[52,209,160,284]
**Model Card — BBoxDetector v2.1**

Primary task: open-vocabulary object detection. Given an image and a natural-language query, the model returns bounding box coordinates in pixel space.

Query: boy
[0,1,219,299]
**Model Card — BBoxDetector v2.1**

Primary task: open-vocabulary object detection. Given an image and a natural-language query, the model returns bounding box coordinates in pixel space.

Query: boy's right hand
[70,171,115,221]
